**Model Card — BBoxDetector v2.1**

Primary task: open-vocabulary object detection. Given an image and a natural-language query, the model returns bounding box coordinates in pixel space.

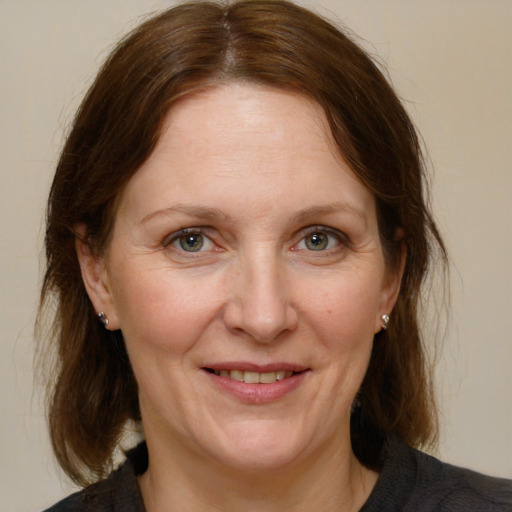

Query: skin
[78,83,404,511]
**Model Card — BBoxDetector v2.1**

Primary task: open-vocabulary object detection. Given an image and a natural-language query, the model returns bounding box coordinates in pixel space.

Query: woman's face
[82,83,402,472]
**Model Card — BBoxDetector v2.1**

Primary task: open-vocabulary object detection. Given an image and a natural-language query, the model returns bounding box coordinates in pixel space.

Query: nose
[222,251,298,343]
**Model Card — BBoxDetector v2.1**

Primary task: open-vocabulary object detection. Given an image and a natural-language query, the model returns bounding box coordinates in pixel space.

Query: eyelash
[163,227,215,254]
[293,226,348,253]
[162,225,348,255]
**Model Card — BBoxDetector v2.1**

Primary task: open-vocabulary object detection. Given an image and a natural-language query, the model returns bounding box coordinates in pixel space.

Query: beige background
[1,0,510,510]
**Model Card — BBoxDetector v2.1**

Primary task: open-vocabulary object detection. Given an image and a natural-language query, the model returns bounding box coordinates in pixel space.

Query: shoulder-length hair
[38,0,446,485]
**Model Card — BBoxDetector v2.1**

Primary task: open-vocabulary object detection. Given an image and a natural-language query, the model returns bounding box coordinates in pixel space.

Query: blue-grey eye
[179,233,204,252]
[305,232,329,251]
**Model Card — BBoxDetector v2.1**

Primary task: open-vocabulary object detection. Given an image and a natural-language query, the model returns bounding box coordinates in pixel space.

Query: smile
[208,369,295,384]
[203,365,309,403]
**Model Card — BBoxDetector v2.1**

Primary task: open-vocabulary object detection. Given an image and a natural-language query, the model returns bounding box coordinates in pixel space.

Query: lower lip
[204,370,309,404]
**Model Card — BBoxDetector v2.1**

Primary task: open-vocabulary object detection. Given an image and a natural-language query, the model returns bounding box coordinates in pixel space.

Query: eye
[305,232,329,251]
[295,228,345,252]
[179,233,205,252]
[165,229,215,253]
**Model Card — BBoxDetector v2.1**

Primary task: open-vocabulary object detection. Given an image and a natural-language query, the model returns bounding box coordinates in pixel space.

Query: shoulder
[43,487,94,512]
[43,491,82,512]
[42,477,116,512]
[42,443,147,512]
[362,435,512,511]
[408,448,512,511]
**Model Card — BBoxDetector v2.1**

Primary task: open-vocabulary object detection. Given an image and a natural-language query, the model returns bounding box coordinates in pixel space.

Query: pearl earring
[98,311,109,329]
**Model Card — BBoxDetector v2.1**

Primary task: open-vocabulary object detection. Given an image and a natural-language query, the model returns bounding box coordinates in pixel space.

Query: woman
[39,1,511,510]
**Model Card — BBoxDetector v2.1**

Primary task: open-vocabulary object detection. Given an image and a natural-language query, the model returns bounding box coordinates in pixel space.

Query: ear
[375,235,407,333]
[75,224,120,330]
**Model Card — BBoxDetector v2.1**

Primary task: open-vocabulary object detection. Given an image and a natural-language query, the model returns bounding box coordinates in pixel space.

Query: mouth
[204,368,296,384]
[202,364,309,403]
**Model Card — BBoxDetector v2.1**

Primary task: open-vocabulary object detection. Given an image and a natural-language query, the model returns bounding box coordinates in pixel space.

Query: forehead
[162,82,338,164]
[115,83,375,227]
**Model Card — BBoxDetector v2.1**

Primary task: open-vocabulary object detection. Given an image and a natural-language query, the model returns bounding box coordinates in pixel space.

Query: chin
[202,420,315,473]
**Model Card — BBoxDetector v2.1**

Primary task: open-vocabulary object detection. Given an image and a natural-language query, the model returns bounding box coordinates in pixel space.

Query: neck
[138,428,378,512]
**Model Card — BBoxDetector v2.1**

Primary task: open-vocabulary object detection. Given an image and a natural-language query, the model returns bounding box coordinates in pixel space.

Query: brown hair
[38,0,447,485]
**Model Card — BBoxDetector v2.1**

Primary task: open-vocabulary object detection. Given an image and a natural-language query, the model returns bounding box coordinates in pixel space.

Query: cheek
[299,270,382,344]
[111,265,221,355]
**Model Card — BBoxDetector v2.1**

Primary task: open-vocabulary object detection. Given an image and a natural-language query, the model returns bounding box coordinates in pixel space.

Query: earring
[98,311,109,329]
[381,314,390,330]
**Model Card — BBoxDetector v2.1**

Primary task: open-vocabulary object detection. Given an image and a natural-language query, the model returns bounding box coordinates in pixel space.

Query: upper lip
[202,362,309,373]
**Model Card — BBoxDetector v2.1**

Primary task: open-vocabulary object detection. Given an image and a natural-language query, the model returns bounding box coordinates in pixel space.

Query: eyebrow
[140,204,230,225]
[140,201,368,226]
[290,202,368,225]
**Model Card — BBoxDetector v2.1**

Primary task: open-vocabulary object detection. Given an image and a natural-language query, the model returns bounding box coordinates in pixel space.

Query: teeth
[244,371,260,384]
[213,369,294,383]
[230,370,244,382]
[259,371,277,384]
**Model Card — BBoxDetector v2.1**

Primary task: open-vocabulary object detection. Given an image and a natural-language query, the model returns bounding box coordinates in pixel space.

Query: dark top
[44,436,512,511]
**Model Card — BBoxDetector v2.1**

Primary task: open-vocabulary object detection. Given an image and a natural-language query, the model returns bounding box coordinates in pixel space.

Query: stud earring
[98,311,109,329]
[381,314,390,330]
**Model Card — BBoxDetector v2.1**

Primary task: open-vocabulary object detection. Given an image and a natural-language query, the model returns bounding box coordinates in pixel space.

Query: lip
[202,362,310,404]
[204,362,309,373]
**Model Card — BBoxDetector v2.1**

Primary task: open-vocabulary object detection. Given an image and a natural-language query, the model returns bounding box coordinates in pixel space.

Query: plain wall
[1,1,510,510]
